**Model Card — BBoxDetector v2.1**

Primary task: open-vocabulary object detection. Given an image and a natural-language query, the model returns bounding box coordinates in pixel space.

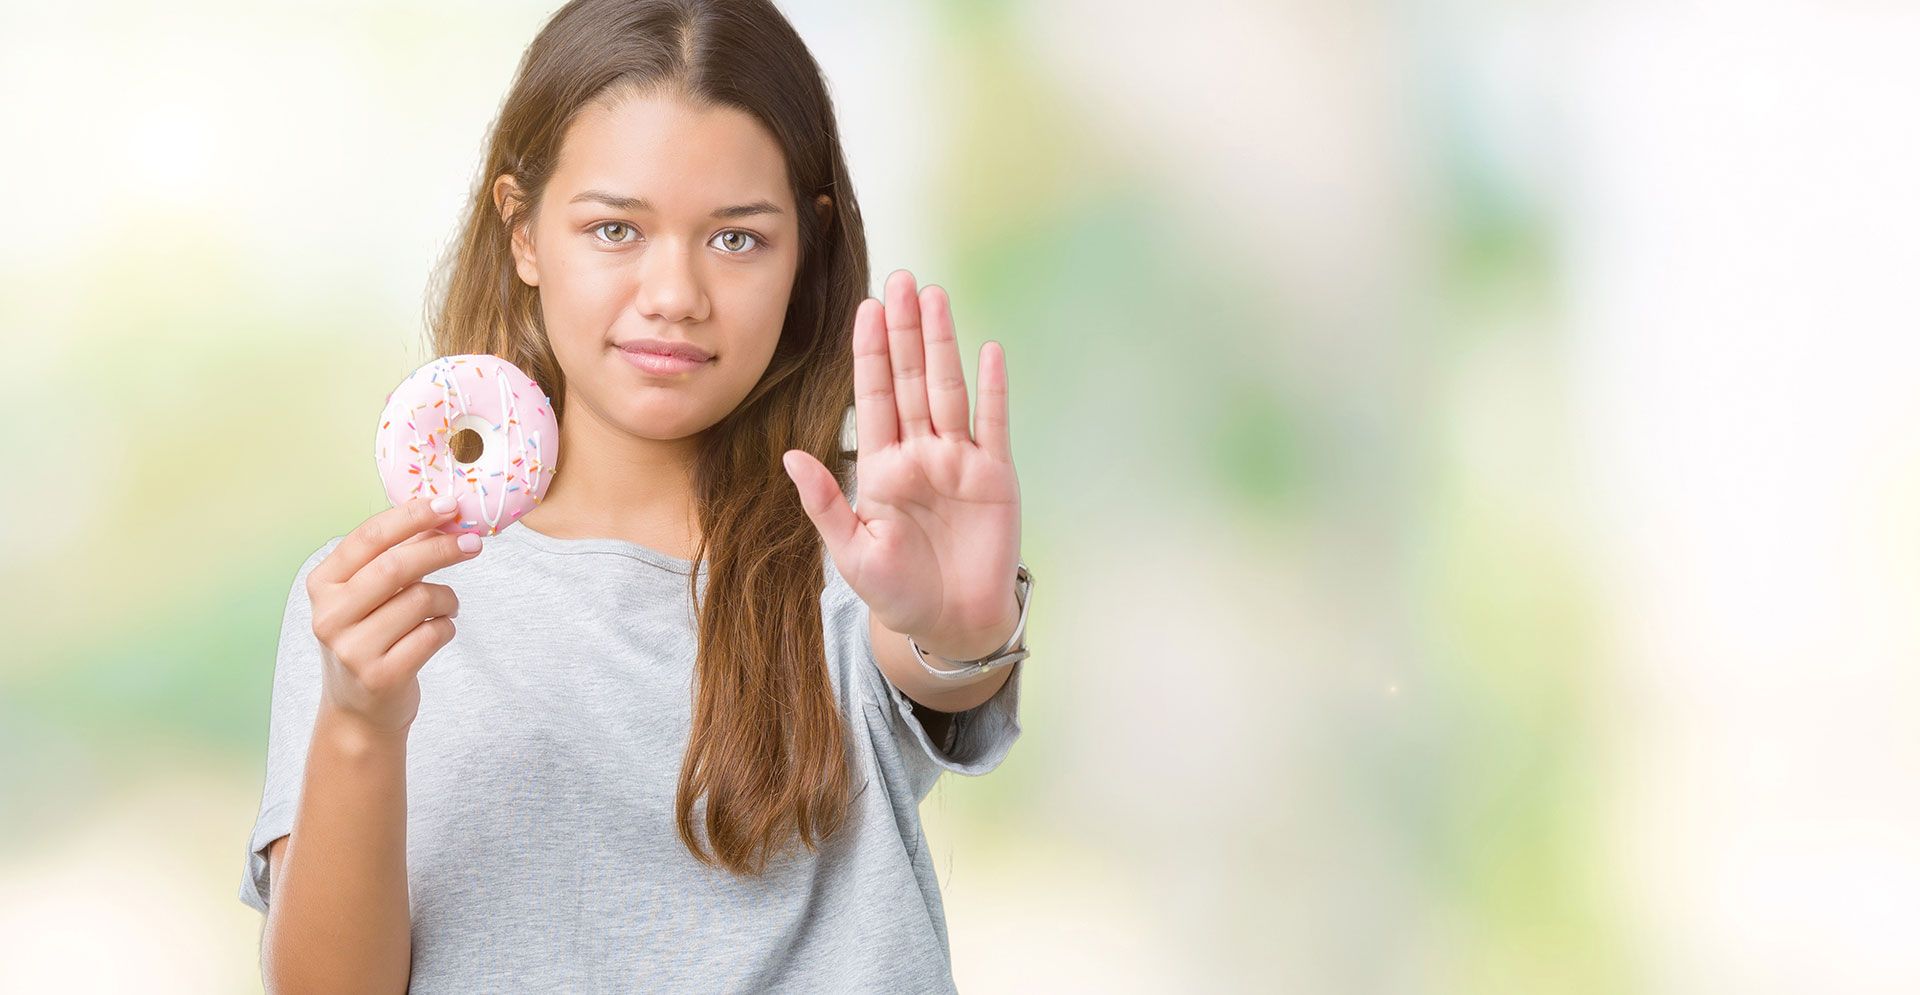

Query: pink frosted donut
[374,354,560,537]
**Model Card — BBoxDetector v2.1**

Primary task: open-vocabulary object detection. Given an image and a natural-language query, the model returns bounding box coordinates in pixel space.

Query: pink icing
[373,354,560,536]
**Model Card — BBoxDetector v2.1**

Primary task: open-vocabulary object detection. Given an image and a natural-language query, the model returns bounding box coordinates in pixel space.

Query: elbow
[261,913,411,995]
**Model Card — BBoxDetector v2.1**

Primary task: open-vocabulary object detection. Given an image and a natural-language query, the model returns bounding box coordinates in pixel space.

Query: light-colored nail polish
[458,533,482,553]
[431,496,457,514]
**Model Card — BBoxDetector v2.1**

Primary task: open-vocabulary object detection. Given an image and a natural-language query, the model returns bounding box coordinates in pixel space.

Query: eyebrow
[569,189,783,219]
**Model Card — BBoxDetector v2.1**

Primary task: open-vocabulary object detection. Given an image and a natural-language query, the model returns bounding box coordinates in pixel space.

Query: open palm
[781,269,1022,652]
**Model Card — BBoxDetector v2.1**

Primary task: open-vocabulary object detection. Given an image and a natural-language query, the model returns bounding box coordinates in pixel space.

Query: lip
[615,345,713,376]
[615,338,714,362]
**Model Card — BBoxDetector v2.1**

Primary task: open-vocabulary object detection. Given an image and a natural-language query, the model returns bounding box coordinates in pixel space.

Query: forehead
[553,90,792,212]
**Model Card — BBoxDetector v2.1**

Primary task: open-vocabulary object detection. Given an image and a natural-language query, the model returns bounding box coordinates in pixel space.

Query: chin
[615,397,713,439]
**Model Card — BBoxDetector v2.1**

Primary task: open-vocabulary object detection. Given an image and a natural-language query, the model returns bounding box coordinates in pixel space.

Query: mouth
[613,342,715,377]
[613,338,715,363]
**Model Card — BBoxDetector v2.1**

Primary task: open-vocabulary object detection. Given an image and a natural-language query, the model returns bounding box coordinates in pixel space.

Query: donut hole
[449,428,485,463]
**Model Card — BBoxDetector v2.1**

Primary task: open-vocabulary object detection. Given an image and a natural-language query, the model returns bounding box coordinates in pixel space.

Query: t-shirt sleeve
[237,535,345,916]
[821,462,1024,802]
[840,596,1025,804]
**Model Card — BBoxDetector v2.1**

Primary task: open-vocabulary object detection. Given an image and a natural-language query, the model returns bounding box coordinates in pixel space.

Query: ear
[814,193,833,230]
[494,173,540,288]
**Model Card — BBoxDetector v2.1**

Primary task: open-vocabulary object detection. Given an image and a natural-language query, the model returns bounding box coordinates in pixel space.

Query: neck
[518,395,704,559]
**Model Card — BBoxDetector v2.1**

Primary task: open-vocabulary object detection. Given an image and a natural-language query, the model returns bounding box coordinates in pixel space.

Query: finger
[361,581,461,658]
[974,340,1013,463]
[782,449,866,572]
[919,284,970,440]
[337,529,481,628]
[851,296,897,459]
[314,496,457,586]
[380,615,457,676]
[883,269,933,440]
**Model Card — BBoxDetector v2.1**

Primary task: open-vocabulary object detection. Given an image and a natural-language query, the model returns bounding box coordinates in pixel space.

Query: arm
[867,592,1019,717]
[260,704,414,994]
[257,497,479,992]
[784,269,1026,743]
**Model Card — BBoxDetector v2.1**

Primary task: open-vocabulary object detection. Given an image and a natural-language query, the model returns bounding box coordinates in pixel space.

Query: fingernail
[458,533,481,552]
[431,496,457,514]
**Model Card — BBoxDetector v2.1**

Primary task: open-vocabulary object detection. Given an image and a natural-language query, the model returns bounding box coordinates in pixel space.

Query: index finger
[852,296,898,460]
[312,496,455,586]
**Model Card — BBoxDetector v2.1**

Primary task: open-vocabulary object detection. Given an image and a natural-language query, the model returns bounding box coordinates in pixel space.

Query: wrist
[315,700,412,761]
[913,596,1021,663]
[913,558,1032,663]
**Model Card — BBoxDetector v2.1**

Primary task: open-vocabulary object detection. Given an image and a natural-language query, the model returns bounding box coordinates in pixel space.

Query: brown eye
[711,230,759,254]
[593,222,637,244]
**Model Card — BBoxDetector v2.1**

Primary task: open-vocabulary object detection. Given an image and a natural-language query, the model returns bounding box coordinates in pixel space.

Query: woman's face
[497,89,801,441]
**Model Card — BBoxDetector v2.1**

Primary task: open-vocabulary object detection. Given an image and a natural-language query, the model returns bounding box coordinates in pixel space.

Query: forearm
[263,703,414,994]
[868,597,1019,715]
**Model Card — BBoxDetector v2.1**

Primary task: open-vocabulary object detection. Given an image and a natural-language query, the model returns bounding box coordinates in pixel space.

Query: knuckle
[350,517,385,552]
[333,633,369,672]
[359,662,399,695]
[371,553,402,587]
[310,609,336,643]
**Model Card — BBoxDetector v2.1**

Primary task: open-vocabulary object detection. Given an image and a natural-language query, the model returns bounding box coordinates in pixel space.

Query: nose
[633,237,710,323]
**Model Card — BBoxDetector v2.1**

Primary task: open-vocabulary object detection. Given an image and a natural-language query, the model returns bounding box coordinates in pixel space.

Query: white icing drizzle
[436,364,463,500]
[441,357,471,413]
[480,371,512,530]
[378,356,548,532]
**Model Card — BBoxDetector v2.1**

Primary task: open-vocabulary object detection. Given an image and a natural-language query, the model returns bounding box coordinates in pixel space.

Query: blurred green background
[5,1,1919,992]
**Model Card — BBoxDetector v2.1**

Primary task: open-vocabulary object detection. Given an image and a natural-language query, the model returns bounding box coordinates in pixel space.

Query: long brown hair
[423,0,868,876]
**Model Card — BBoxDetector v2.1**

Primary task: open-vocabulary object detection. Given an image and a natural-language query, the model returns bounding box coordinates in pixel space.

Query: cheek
[547,244,618,296]
[737,289,793,361]
[543,253,633,325]
[712,247,796,322]
[741,249,800,321]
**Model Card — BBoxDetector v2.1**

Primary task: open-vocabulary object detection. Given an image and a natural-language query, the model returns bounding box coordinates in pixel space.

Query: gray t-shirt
[238,510,1023,992]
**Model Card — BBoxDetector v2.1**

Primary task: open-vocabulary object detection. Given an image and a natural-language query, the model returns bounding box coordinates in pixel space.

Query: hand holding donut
[307,496,484,737]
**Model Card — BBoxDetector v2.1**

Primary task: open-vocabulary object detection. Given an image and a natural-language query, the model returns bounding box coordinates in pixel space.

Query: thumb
[782,450,863,563]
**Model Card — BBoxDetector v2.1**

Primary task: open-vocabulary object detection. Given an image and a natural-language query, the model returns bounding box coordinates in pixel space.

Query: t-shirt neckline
[494,521,707,575]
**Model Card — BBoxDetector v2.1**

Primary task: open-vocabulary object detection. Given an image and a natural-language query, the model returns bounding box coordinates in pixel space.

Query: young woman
[236,0,1031,990]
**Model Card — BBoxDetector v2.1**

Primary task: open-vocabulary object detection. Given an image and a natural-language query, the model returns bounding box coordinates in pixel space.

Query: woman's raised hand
[782,269,1023,657]
[306,497,483,737]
